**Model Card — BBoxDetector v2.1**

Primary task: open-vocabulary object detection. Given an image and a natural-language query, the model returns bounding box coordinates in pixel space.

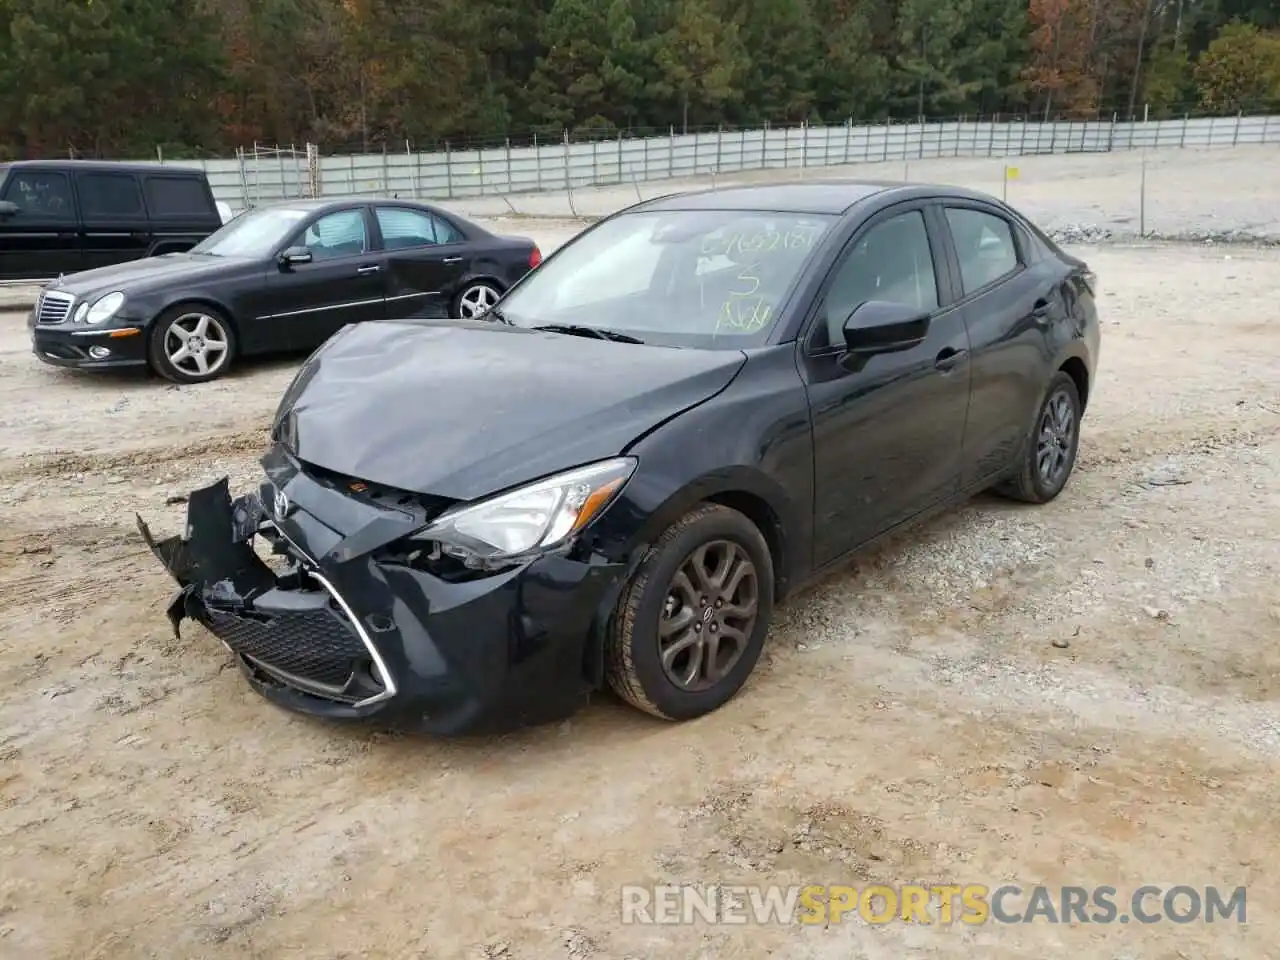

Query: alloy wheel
[165,312,230,378]
[457,284,499,319]
[658,539,760,692]
[1036,388,1075,486]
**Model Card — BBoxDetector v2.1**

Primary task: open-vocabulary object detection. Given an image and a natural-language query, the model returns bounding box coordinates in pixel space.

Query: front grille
[206,602,370,691]
[37,290,75,324]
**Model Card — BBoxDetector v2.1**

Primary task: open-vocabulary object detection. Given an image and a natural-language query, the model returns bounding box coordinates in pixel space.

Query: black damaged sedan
[139,181,1100,735]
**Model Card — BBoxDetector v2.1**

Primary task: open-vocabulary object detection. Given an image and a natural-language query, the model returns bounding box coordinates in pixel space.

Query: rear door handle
[935,347,968,371]
[441,256,463,264]
[356,264,380,275]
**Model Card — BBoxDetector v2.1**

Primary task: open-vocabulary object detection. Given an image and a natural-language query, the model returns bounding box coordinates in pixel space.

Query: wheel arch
[582,470,798,689]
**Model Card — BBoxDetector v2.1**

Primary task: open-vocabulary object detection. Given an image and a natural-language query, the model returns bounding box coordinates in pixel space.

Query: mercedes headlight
[411,457,635,566]
[83,291,126,324]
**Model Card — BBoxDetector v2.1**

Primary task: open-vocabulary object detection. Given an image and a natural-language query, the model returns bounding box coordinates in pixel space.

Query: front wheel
[605,504,775,721]
[993,370,1082,503]
[452,281,503,320]
[148,305,237,384]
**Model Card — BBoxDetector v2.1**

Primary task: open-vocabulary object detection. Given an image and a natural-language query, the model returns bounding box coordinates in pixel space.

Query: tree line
[1,0,1278,159]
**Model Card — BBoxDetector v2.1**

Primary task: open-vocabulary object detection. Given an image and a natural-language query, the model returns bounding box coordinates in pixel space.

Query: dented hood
[275,318,747,502]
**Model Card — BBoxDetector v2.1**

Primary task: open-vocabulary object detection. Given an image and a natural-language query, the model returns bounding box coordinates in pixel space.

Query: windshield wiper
[532,323,644,344]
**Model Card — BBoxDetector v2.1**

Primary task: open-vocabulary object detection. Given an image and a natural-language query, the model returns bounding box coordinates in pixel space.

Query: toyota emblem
[272,487,291,521]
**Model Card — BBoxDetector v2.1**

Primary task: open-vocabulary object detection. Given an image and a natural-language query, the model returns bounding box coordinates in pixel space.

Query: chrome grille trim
[37,290,75,325]
[265,518,398,708]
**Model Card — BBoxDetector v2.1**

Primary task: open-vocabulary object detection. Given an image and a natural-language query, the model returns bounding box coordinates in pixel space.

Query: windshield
[496,209,835,348]
[189,206,310,257]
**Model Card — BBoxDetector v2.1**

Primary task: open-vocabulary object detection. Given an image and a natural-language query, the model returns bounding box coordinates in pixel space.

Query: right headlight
[409,457,636,566]
[83,291,126,325]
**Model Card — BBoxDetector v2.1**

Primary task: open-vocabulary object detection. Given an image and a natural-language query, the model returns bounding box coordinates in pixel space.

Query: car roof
[630,180,1003,215]
[3,159,208,177]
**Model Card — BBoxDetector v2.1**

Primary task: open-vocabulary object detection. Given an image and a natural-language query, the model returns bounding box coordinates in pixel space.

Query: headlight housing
[410,457,636,567]
[83,291,126,325]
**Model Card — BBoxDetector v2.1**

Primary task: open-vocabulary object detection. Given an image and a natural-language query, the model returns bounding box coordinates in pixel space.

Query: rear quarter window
[143,175,215,218]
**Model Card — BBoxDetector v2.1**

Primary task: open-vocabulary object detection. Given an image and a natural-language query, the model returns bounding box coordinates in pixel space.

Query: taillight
[529,246,542,269]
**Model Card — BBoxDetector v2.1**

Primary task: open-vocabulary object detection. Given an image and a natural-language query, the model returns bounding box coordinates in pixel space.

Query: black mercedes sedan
[138,180,1100,736]
[28,197,541,383]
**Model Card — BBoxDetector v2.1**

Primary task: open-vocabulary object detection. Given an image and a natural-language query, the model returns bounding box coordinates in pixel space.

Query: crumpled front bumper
[137,477,399,711]
[136,466,632,735]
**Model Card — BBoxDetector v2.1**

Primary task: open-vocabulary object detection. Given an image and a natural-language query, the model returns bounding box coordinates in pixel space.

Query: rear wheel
[993,370,1082,503]
[605,504,774,720]
[148,305,237,384]
[453,281,502,320]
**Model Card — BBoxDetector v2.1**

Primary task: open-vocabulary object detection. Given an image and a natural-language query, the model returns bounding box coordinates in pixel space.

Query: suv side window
[945,207,1020,294]
[375,207,461,249]
[78,172,145,219]
[2,170,76,220]
[144,175,213,218]
[816,209,939,349]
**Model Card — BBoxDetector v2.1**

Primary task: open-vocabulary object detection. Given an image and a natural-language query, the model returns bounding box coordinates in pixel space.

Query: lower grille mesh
[206,604,368,689]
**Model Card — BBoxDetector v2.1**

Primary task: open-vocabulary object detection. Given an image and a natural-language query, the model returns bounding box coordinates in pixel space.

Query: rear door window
[2,170,76,220]
[944,207,1021,294]
[143,175,214,218]
[77,172,146,220]
[374,207,462,248]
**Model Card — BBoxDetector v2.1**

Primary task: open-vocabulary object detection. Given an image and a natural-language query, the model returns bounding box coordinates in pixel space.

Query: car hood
[49,253,239,297]
[276,318,748,502]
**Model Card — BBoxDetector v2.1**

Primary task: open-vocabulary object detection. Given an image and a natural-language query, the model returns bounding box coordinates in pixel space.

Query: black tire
[452,280,503,320]
[993,370,1082,503]
[148,303,238,384]
[605,503,775,721]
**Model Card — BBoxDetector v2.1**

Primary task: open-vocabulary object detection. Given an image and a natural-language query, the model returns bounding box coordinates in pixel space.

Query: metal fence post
[882,116,889,161]
[506,137,513,193]
[1207,115,1215,150]
[308,143,320,198]
[534,132,542,192]
[617,131,623,184]
[716,125,723,175]
[380,144,388,196]
[761,123,767,168]
[1181,114,1188,148]
[1264,114,1272,144]
[411,144,420,199]
[478,146,485,197]
[236,146,250,209]
[1233,109,1242,146]
[1139,153,1146,237]
[801,121,809,170]
[445,141,454,198]
[669,126,675,179]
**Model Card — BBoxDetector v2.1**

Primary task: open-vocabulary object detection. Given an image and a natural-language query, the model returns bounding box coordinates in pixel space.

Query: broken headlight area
[383,456,637,575]
[136,477,394,707]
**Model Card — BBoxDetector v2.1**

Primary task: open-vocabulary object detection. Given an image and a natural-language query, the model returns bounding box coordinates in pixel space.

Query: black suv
[0,160,223,282]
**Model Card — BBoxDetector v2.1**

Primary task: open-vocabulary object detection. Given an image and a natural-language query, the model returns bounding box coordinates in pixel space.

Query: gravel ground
[1,168,1279,958]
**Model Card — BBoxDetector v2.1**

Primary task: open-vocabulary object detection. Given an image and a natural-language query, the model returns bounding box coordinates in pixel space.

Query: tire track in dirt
[0,429,270,483]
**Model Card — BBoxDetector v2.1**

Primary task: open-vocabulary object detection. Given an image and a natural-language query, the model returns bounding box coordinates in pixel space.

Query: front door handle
[441,256,463,264]
[935,347,968,371]
[1031,298,1052,320]
[356,264,380,275]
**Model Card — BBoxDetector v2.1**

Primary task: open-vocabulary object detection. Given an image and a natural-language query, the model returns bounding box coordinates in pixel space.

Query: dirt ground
[2,216,1279,956]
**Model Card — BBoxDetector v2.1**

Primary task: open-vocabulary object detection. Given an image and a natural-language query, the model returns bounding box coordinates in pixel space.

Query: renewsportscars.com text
[620,883,1247,926]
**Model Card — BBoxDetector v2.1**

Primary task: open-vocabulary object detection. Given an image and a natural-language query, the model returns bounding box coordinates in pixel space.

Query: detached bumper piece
[136,477,395,707]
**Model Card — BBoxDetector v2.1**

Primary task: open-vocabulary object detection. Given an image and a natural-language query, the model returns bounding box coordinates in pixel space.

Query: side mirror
[278,246,312,268]
[841,300,931,356]
[0,200,19,219]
